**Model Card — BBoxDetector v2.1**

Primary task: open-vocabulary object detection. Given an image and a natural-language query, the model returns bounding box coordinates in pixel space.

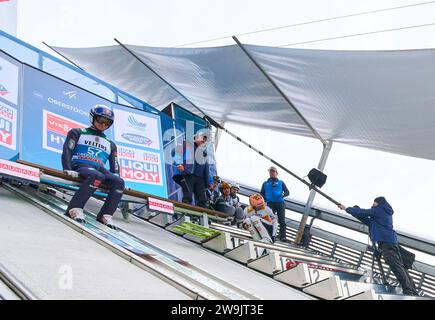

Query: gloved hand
[64,170,79,178]
[177,164,184,172]
[338,203,347,210]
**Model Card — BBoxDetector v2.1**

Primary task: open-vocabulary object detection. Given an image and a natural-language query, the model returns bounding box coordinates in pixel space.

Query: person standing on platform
[260,166,290,242]
[338,197,418,296]
[172,132,210,208]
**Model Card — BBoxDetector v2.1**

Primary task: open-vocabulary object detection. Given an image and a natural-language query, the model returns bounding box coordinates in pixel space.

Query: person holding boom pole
[338,197,418,296]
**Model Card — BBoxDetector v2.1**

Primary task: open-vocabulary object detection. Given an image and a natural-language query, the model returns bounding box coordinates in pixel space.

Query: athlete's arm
[109,142,120,175]
[62,129,81,170]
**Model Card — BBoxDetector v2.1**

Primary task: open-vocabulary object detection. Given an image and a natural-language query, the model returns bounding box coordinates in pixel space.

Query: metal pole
[114,38,341,206]
[294,141,333,245]
[214,121,225,151]
[232,36,326,145]
[114,38,206,117]
[0,262,38,300]
[42,41,84,70]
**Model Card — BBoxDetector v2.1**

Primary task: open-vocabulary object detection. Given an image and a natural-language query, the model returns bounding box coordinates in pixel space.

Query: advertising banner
[148,197,174,214]
[42,109,86,154]
[113,107,160,150]
[0,101,17,150]
[0,51,19,106]
[0,158,40,183]
[0,51,20,160]
[112,104,167,197]
[21,65,108,169]
[21,66,168,197]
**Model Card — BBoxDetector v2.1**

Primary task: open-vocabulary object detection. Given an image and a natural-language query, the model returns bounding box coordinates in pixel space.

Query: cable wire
[174,1,435,47]
[278,21,435,47]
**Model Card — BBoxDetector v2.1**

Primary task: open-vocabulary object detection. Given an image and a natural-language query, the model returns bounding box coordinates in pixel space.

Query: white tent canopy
[52,42,435,161]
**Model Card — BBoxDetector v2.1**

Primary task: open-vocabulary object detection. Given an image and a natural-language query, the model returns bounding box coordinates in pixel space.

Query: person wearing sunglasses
[61,105,124,230]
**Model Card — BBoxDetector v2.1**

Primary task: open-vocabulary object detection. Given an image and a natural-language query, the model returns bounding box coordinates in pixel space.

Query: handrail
[237,183,435,256]
[17,160,230,219]
[0,263,38,300]
[1,181,257,300]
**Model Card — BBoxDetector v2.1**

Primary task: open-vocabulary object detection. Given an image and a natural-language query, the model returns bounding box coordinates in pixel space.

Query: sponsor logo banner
[148,197,174,214]
[118,145,163,186]
[0,102,17,150]
[42,110,86,154]
[0,159,40,183]
[113,108,160,150]
[0,55,19,106]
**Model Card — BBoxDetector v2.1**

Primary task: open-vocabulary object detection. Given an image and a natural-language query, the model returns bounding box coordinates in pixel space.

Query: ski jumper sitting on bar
[242,193,278,244]
[61,105,125,230]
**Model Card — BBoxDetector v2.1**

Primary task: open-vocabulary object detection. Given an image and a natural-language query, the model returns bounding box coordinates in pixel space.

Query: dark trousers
[179,174,207,208]
[67,164,125,219]
[268,202,287,239]
[378,242,417,295]
[263,222,274,242]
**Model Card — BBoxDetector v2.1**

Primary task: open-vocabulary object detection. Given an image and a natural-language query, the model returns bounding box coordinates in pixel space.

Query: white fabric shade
[52,42,435,160]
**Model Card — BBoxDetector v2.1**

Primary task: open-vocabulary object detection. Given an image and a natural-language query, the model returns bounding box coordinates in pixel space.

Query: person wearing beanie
[338,197,418,296]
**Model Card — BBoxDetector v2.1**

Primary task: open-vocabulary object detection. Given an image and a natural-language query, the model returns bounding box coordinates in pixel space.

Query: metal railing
[0,262,38,300]
[237,183,435,297]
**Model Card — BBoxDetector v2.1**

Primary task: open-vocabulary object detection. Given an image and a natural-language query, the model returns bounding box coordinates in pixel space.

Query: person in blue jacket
[172,132,210,208]
[338,197,418,296]
[62,105,124,230]
[260,166,290,242]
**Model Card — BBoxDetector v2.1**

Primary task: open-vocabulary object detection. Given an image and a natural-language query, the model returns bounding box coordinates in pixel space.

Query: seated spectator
[214,181,244,223]
[206,176,220,209]
[230,183,241,207]
[242,193,277,244]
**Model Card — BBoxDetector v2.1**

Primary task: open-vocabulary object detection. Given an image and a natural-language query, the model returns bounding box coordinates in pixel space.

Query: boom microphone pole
[203,115,340,206]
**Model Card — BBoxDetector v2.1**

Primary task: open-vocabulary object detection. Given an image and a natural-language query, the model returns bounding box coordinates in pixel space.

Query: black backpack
[399,244,416,270]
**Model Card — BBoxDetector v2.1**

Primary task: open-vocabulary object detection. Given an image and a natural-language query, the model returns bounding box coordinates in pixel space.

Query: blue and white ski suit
[62,127,124,218]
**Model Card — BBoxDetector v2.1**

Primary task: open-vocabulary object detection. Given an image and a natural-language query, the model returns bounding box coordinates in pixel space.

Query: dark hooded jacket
[345,197,398,244]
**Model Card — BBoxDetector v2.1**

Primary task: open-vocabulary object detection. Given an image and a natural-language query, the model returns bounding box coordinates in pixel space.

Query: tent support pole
[42,41,84,70]
[294,141,333,245]
[232,36,326,146]
[214,121,225,151]
[114,38,341,207]
[114,38,209,118]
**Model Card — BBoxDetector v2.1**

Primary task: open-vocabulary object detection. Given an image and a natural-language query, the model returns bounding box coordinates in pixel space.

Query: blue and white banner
[0,101,17,150]
[0,51,20,160]
[21,65,168,197]
[112,104,167,197]
[0,51,19,106]
[21,65,107,169]
[113,107,161,150]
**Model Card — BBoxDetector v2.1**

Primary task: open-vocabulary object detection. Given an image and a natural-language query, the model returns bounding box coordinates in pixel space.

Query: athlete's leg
[97,171,125,218]
[250,215,273,244]
[66,165,105,212]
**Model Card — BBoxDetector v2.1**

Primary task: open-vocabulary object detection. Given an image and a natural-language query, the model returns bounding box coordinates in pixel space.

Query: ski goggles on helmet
[94,115,113,126]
